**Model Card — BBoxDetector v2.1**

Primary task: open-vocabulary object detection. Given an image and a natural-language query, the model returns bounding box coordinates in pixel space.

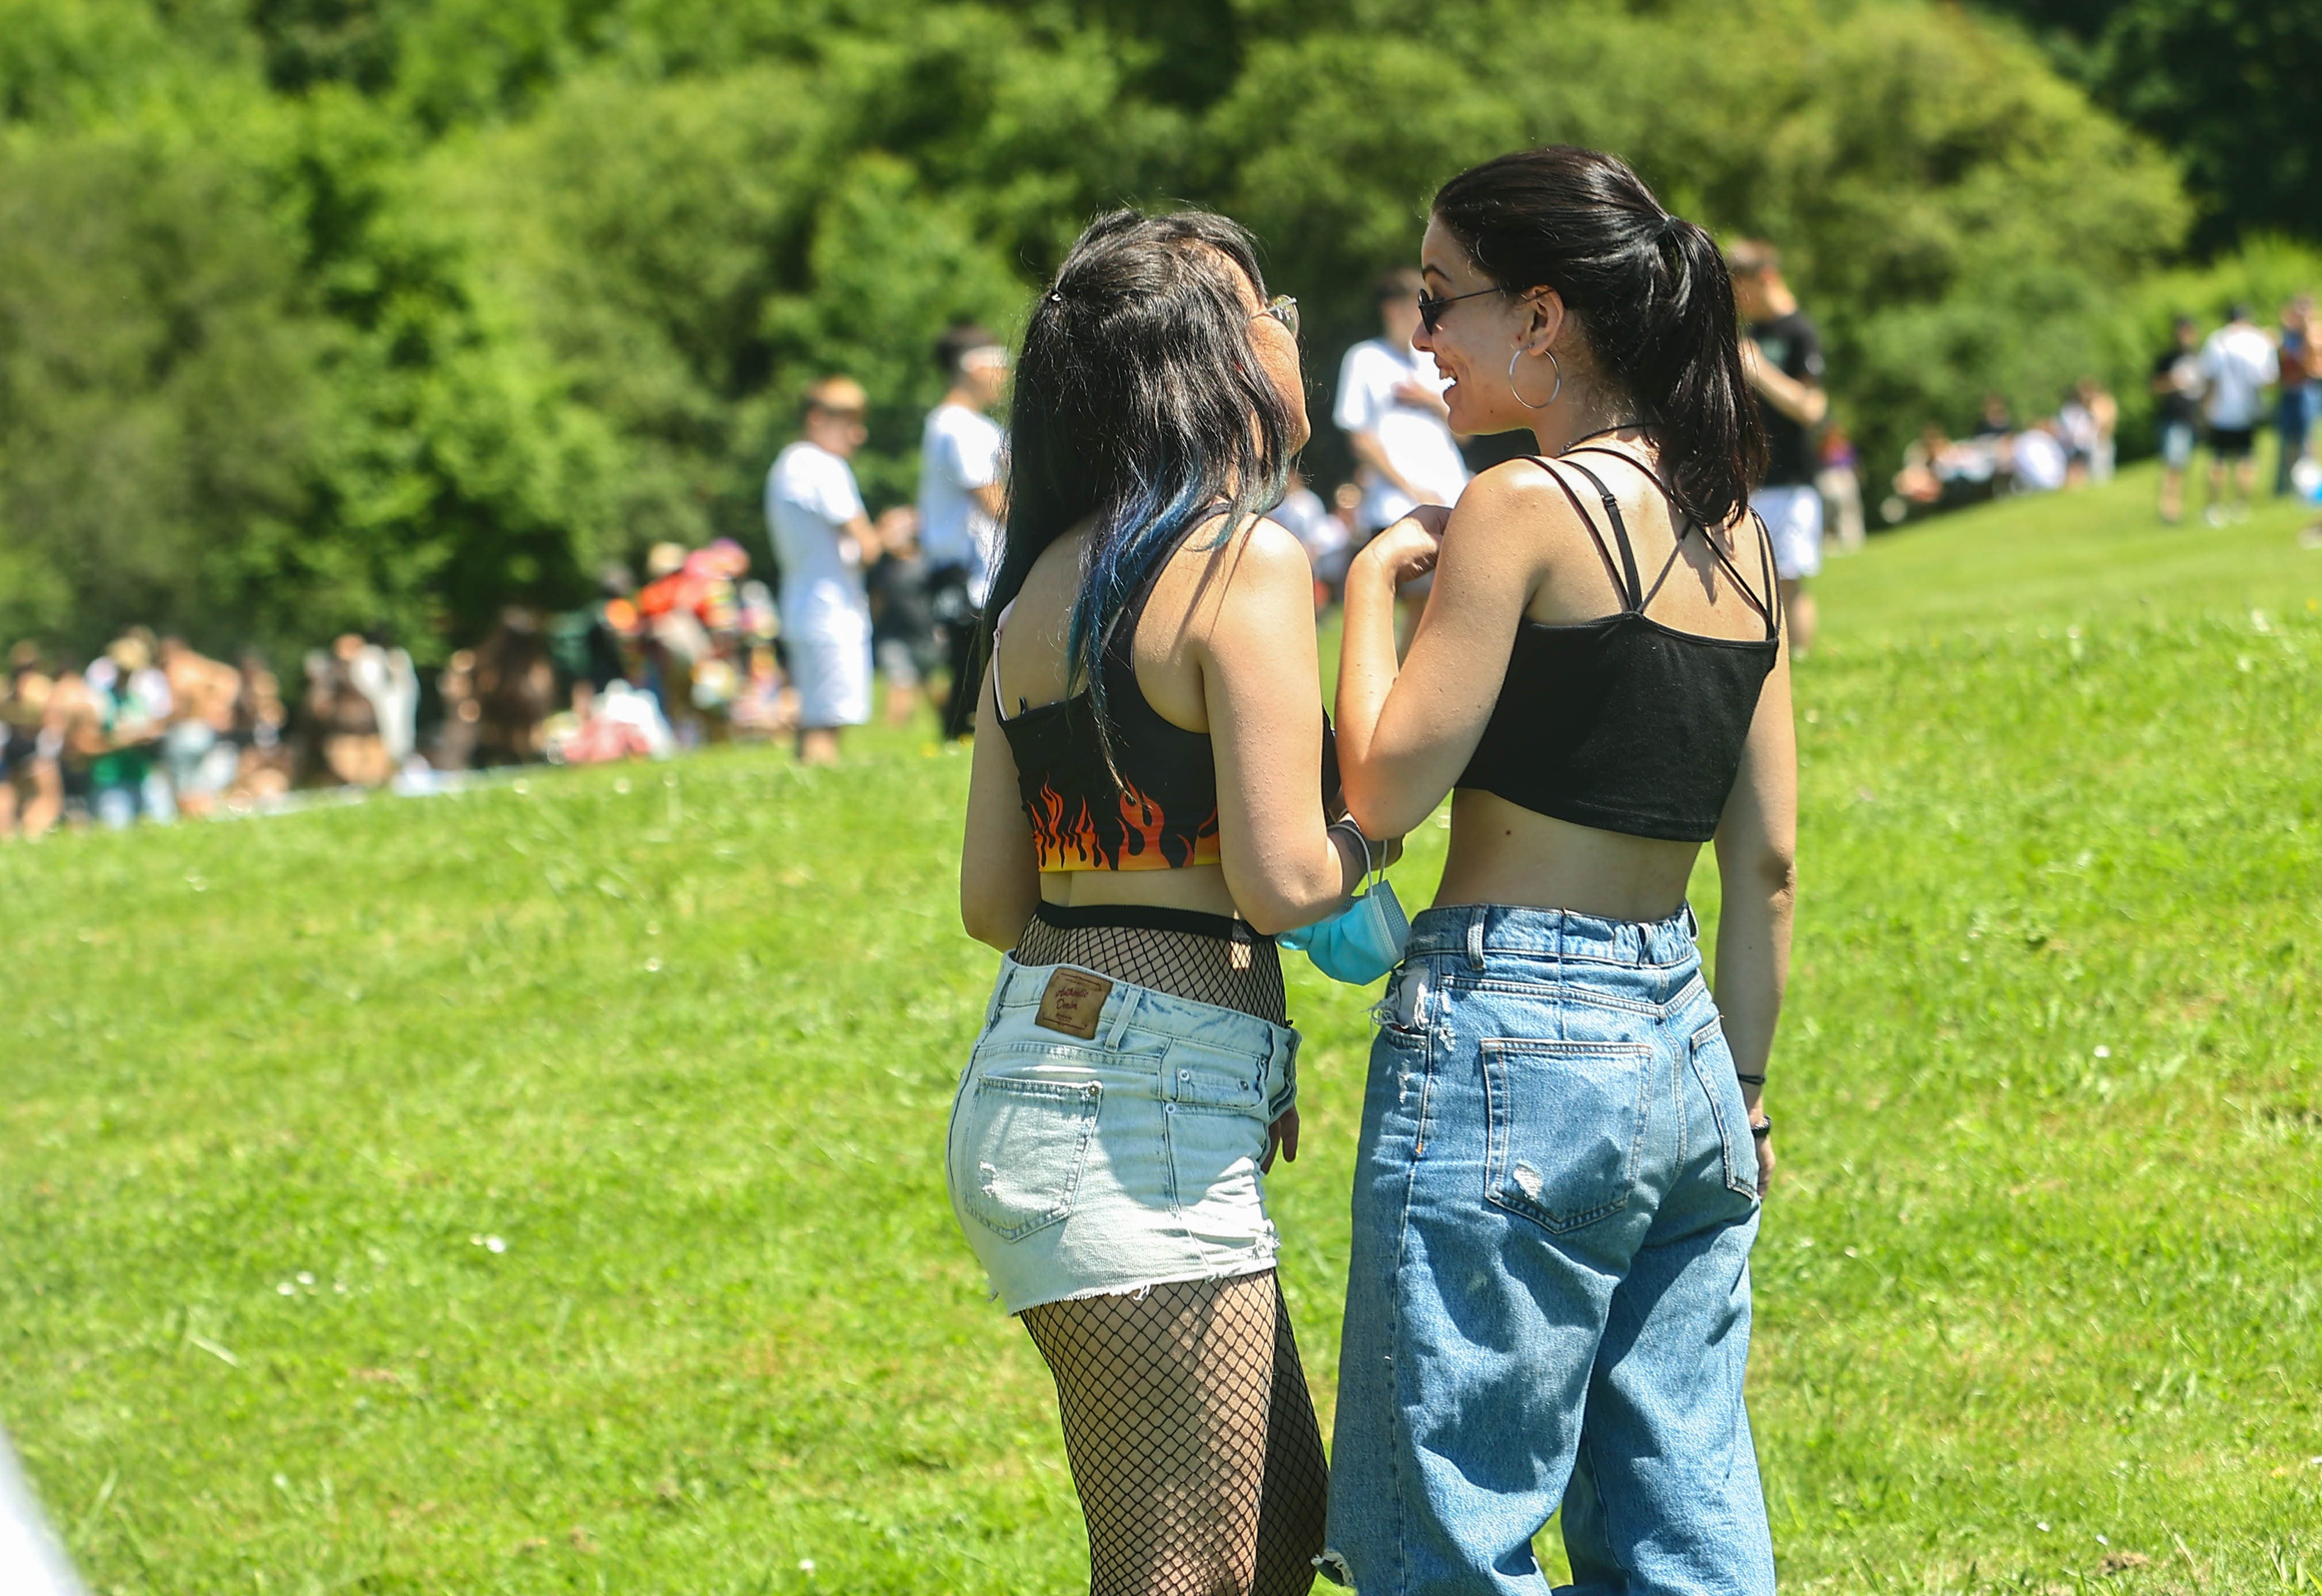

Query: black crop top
[996,552,1341,872]
[1456,447,1779,843]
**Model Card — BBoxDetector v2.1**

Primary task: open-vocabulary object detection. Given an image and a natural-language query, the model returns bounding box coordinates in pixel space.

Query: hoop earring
[1510,346,1562,410]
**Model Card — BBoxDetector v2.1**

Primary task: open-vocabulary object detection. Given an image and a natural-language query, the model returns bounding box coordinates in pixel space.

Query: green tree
[0,130,324,655]
[1981,0,2322,251]
[0,0,2232,659]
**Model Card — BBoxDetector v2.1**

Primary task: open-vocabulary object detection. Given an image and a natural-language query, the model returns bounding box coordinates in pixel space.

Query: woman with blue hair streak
[947,208,1380,1596]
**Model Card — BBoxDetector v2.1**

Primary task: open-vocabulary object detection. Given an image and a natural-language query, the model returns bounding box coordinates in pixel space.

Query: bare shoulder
[1166,511,1312,612]
[1442,455,1591,561]
[1454,454,1567,522]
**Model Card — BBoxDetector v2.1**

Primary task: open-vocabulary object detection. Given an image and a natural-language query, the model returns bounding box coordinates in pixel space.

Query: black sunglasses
[1415,285,1500,335]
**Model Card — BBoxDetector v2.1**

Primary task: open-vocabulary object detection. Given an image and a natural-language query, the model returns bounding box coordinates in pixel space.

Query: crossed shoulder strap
[1556,446,1780,639]
[1522,455,1644,612]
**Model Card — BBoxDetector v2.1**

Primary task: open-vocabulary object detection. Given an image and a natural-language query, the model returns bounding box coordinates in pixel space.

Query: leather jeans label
[1034,967,1113,1040]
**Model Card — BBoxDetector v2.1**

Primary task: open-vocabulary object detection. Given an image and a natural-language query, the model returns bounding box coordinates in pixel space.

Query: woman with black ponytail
[1323,147,1794,1593]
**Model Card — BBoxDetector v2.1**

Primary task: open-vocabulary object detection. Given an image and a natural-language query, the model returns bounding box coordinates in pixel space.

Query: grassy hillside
[5,469,2321,1593]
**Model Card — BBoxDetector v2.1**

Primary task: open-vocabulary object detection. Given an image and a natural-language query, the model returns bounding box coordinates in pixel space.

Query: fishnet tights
[1014,912,1288,1024]
[1020,1272,1325,1596]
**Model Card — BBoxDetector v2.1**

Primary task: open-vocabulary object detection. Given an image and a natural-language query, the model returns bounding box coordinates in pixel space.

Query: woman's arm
[959,661,1043,949]
[1196,519,1365,936]
[1711,640,1798,1184]
[1335,466,1545,838]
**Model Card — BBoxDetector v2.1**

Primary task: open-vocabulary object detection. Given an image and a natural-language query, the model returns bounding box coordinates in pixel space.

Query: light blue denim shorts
[945,956,1300,1315]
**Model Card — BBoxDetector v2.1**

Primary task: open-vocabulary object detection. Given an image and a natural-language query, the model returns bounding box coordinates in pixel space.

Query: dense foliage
[0,0,2282,658]
[1981,0,2322,254]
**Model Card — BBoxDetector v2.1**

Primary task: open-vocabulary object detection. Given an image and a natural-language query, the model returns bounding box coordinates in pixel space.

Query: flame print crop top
[995,557,1338,873]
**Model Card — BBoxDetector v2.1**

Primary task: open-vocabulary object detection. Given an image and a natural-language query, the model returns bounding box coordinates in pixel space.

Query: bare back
[1440,445,1787,919]
[997,521,1242,918]
[961,511,1347,945]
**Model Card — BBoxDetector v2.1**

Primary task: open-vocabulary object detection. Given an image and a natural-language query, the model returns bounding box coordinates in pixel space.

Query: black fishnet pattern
[1014,915,1287,1024]
[1021,1272,1325,1596]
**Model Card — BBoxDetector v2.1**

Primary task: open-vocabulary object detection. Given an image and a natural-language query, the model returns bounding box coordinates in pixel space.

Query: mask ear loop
[1330,818,1381,893]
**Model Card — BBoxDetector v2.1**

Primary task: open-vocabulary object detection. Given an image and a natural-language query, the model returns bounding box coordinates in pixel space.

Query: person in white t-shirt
[766,375,905,765]
[2197,304,2280,525]
[1335,268,1471,540]
[1336,268,1470,639]
[2009,420,2068,494]
[918,323,1010,731]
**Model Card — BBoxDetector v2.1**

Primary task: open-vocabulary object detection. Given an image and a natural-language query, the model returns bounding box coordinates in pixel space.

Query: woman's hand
[1355,505,1450,588]
[1752,1118,1776,1192]
[1262,1107,1300,1172]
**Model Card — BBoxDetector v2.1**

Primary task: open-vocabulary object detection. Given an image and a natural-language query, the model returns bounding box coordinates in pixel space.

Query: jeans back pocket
[1481,1038,1652,1234]
[951,1075,1103,1242]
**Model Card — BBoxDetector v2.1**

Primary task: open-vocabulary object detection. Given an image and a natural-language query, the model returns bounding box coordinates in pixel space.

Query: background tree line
[1,0,2314,662]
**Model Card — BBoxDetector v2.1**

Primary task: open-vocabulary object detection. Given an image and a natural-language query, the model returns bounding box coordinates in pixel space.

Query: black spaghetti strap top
[1455,447,1780,843]
[996,548,1342,872]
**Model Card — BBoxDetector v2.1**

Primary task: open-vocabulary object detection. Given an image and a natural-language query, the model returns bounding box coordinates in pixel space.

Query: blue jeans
[1326,903,1773,1596]
[2278,387,2315,495]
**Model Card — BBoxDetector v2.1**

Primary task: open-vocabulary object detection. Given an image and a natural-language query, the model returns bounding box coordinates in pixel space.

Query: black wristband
[1749,1113,1773,1138]
[1734,1072,1767,1086]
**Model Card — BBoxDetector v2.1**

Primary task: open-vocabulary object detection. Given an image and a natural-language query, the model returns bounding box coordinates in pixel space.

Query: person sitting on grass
[952,208,1378,1596]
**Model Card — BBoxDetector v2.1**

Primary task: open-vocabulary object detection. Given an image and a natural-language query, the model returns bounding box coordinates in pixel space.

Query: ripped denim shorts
[944,956,1299,1315]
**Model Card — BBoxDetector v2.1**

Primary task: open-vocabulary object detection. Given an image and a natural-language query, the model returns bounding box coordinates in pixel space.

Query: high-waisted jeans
[1325,903,1773,1595]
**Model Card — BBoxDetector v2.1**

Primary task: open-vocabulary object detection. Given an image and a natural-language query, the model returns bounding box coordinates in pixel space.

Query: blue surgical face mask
[1279,832,1411,986]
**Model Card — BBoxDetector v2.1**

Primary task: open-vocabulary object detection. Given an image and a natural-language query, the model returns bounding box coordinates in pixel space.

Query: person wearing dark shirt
[867,513,941,727]
[1729,240,1828,654]
[2278,296,2314,498]
[2150,316,2203,524]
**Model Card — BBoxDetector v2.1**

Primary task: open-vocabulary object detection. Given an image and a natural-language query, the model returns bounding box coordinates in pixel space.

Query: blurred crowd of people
[1885,379,2121,522]
[0,546,804,839]
[1885,295,2320,528]
[2146,297,2318,525]
[1,630,293,839]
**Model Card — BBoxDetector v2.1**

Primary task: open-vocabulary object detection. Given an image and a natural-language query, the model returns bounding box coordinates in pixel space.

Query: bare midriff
[1039,861,1242,918]
[1431,788,1704,925]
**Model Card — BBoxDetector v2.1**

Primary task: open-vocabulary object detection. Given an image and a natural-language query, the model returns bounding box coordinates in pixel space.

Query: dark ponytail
[1431,145,1765,529]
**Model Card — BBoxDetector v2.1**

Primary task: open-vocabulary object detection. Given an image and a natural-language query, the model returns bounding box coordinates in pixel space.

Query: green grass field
[6,470,2322,1594]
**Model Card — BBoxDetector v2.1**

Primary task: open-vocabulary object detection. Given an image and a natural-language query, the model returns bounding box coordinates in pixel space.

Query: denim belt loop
[1682,901,1700,945]
[1465,909,1487,971]
[1103,984,1143,1049]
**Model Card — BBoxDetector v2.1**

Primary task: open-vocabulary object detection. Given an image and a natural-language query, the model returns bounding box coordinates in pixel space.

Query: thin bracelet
[1734,1072,1767,1086]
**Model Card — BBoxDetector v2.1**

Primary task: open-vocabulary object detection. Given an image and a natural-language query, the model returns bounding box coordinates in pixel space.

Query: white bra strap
[989,600,1016,714]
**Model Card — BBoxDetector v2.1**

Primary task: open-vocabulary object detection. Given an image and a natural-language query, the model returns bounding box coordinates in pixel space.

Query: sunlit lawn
[5,467,2321,1593]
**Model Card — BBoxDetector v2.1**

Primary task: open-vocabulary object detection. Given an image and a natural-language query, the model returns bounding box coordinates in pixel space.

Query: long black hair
[1432,145,1764,530]
[952,208,1297,753]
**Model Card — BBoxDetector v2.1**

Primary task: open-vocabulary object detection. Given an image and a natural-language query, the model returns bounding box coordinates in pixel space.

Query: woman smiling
[1323,147,1797,1595]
